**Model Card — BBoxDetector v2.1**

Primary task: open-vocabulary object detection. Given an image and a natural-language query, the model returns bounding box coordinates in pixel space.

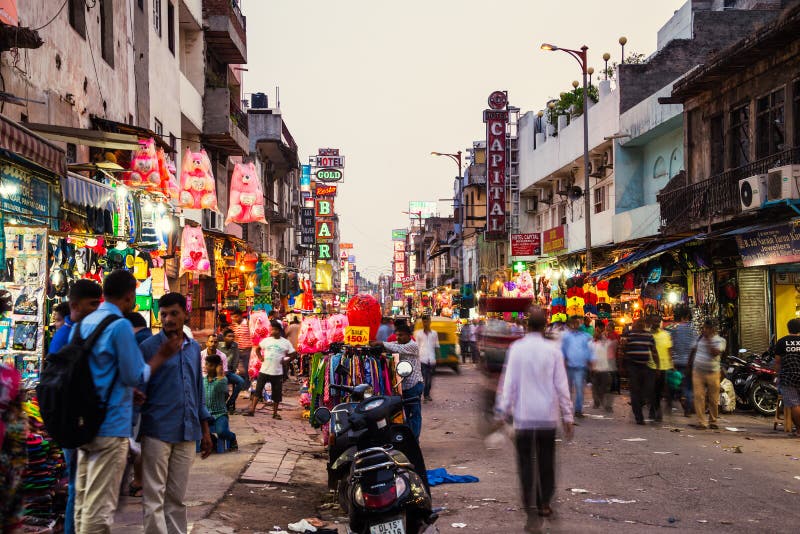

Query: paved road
[421,364,800,533]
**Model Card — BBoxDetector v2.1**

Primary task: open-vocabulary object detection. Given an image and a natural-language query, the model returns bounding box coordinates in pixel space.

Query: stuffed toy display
[126,138,160,188]
[179,225,211,277]
[346,294,382,341]
[326,314,349,344]
[226,162,266,224]
[298,316,327,354]
[516,271,535,298]
[179,148,217,210]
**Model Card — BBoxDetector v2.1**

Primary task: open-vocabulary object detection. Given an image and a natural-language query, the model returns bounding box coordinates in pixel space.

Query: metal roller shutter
[737,268,770,354]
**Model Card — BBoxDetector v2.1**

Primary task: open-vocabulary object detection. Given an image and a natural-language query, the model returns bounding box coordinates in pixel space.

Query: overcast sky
[241,0,686,280]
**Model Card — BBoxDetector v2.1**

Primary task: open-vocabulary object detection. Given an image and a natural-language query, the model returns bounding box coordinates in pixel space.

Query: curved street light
[540,42,594,271]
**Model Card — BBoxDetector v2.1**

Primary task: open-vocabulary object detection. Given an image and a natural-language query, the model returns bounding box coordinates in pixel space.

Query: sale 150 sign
[484,90,508,239]
[344,326,370,345]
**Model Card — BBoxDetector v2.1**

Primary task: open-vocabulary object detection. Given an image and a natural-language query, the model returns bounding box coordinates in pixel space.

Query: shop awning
[592,234,705,280]
[24,122,173,153]
[61,172,116,211]
[0,113,66,175]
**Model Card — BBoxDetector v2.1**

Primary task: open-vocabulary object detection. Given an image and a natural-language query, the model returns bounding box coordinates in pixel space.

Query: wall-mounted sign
[736,222,800,267]
[316,220,335,241]
[542,225,566,255]
[300,207,315,246]
[315,184,338,197]
[301,164,311,191]
[315,198,334,217]
[315,168,343,182]
[393,241,405,252]
[316,261,333,292]
[511,233,542,257]
[340,243,353,250]
[348,255,356,263]
[318,148,339,156]
[317,243,332,259]
[484,92,508,239]
[394,251,405,262]
[392,229,408,241]
[312,155,345,168]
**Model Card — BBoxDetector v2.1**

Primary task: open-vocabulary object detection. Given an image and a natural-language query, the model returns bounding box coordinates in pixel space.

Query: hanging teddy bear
[179,148,217,210]
[126,138,160,188]
[516,271,535,299]
[179,225,211,277]
[226,162,266,224]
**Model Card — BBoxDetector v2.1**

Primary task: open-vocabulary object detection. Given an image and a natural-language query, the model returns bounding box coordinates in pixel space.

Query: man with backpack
[47,280,102,534]
[65,270,179,533]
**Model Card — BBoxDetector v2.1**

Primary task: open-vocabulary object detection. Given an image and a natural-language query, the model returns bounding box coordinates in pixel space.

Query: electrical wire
[32,0,70,31]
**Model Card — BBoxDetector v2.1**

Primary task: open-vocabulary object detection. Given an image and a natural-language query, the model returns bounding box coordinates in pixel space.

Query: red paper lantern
[346,294,382,341]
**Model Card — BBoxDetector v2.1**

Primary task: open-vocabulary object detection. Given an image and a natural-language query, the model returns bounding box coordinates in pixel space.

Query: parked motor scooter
[315,361,438,534]
[722,348,779,416]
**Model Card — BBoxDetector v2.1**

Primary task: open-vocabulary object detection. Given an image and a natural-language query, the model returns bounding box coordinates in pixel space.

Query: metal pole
[581,48,592,271]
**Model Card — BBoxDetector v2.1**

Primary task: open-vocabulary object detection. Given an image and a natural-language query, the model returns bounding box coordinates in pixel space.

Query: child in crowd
[203,354,238,452]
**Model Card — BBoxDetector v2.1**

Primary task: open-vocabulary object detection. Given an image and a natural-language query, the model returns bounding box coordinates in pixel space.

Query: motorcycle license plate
[370,519,405,534]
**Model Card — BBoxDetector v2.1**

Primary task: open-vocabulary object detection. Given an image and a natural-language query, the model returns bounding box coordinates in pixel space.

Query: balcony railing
[230,103,248,137]
[659,146,800,232]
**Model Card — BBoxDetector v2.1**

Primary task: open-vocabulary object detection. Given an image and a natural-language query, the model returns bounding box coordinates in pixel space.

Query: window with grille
[154,118,163,136]
[756,88,785,159]
[729,103,750,168]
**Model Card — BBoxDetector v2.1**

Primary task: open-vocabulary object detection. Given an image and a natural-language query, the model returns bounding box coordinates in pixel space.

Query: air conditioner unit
[766,165,800,201]
[525,196,538,213]
[202,209,225,232]
[603,148,614,168]
[738,175,768,212]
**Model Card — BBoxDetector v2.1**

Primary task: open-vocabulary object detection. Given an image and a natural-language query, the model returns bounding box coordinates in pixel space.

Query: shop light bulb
[142,200,153,215]
[116,185,128,201]
[159,217,173,234]
[552,270,562,280]
[667,292,679,304]
[633,302,640,310]
[1,183,18,196]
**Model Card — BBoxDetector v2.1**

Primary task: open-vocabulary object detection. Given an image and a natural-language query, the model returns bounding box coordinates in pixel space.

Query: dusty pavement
[122,367,800,533]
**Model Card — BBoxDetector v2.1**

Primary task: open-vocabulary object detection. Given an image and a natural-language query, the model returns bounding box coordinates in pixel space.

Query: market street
[185,366,800,533]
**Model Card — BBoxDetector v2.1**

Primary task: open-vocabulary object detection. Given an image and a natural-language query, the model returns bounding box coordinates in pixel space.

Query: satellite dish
[568,186,583,200]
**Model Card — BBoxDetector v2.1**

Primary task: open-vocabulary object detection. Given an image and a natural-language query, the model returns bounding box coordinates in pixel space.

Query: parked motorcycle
[722,348,779,416]
[315,361,438,534]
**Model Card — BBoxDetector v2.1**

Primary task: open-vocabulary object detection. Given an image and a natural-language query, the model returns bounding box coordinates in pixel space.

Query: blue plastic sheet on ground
[426,468,480,487]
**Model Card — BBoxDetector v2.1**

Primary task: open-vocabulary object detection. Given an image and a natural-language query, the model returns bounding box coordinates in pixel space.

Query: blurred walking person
[415,315,440,402]
[591,322,616,413]
[496,308,573,532]
[669,307,696,416]
[622,319,657,425]
[649,317,673,421]
[689,320,726,430]
[561,316,594,417]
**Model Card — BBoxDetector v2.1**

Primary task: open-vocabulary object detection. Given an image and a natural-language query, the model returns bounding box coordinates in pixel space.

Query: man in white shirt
[496,308,574,531]
[415,316,440,403]
[246,321,297,419]
[201,334,228,376]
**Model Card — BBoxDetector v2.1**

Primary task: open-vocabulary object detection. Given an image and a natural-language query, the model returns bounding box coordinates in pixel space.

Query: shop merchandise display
[179,225,212,277]
[179,148,218,210]
[226,162,267,225]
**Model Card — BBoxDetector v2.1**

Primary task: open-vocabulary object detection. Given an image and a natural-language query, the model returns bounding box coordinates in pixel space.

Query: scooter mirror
[396,360,414,378]
[739,348,747,353]
[314,407,332,425]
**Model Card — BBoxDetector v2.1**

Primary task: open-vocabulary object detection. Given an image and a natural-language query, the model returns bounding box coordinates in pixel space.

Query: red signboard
[485,94,508,239]
[316,220,335,241]
[542,226,566,255]
[511,233,542,256]
[315,198,334,218]
[339,242,353,249]
[315,184,337,197]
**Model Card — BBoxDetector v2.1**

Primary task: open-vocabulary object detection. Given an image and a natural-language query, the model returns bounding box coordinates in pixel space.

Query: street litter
[794,476,800,480]
[784,488,798,494]
[466,505,480,509]
[569,488,589,494]
[451,523,467,528]
[668,517,678,524]
[481,498,498,502]
[653,451,673,454]
[583,498,636,504]
[725,427,745,432]
[288,519,317,533]
[697,519,708,523]
[622,438,647,442]
[427,468,479,486]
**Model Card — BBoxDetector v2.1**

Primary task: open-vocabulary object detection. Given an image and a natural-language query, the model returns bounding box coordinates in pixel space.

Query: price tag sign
[344,326,370,346]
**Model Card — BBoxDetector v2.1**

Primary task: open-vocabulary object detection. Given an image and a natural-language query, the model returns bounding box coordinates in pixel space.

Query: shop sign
[484,92,508,239]
[394,241,405,252]
[344,326,370,345]
[511,233,541,256]
[340,242,353,249]
[409,201,437,220]
[317,243,332,259]
[392,229,408,241]
[315,184,338,197]
[0,164,52,220]
[393,283,403,289]
[415,279,426,290]
[348,255,356,263]
[542,225,566,255]
[316,220,334,240]
[301,207,315,246]
[394,251,405,262]
[316,261,333,292]
[315,198,334,217]
[736,222,800,267]
[301,164,311,191]
[315,168,343,182]
[318,148,339,156]
[312,155,345,168]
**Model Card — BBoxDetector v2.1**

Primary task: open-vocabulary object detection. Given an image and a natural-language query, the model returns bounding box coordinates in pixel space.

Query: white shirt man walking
[496,308,574,532]
[415,316,440,402]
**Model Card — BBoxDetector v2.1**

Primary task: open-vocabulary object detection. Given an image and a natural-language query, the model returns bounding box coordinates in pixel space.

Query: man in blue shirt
[72,271,178,534]
[561,316,595,418]
[48,280,102,534]
[140,292,213,534]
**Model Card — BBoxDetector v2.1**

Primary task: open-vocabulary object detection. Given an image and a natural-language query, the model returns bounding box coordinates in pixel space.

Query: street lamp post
[431,151,464,229]
[541,43,594,271]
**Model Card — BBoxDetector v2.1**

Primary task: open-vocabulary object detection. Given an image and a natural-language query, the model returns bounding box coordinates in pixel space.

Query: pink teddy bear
[179,226,211,277]
[179,148,217,210]
[516,271,535,298]
[127,138,160,188]
[226,162,266,224]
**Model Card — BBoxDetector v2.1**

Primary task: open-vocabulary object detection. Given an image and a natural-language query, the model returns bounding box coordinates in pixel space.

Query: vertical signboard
[301,207,315,246]
[301,164,311,192]
[485,90,508,240]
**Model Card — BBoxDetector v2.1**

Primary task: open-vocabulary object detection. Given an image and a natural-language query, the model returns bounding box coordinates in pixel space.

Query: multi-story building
[461,141,486,291]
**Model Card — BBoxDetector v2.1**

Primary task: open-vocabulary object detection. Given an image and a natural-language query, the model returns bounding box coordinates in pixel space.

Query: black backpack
[37,315,122,448]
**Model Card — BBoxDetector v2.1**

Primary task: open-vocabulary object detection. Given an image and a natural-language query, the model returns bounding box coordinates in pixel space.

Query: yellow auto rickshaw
[413,316,460,373]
